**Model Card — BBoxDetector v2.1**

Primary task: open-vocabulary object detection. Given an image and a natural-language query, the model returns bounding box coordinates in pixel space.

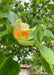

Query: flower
[21,23,29,30]
[13,19,35,46]
[14,20,30,40]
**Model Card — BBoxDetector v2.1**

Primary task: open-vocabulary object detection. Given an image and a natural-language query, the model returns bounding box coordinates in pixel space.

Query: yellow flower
[21,23,29,30]
[14,19,30,40]
[13,19,35,46]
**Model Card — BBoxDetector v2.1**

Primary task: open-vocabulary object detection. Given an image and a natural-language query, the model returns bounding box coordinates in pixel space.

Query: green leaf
[31,26,45,42]
[47,4,54,11]
[0,31,7,37]
[37,0,40,4]
[24,2,29,7]
[0,11,18,25]
[41,58,52,73]
[18,40,34,46]
[0,51,6,66]
[0,56,20,75]
[39,44,54,74]
[40,44,54,65]
[52,15,54,18]
[43,16,48,25]
[44,30,54,38]
[0,24,3,27]
[3,0,14,4]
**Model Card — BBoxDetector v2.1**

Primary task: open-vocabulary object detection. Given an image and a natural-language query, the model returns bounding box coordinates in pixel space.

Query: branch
[29,47,40,52]
[37,0,50,14]
[30,0,50,21]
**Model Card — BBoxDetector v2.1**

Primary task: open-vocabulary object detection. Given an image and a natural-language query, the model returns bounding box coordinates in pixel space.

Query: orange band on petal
[14,27,29,40]
[14,28,21,38]
[21,31,29,39]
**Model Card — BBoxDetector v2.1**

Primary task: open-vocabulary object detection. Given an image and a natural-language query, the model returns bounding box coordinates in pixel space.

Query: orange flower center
[14,28,29,40]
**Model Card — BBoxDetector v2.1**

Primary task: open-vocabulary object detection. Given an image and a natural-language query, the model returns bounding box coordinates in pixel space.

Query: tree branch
[37,0,50,14]
[29,47,40,52]
[30,0,50,21]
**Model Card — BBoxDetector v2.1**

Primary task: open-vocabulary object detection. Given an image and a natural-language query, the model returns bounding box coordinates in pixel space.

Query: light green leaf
[40,44,54,65]
[31,26,45,42]
[18,40,34,46]
[52,15,54,18]
[0,56,20,75]
[3,0,14,4]
[44,29,54,38]
[0,24,3,27]
[43,16,48,25]
[0,11,18,25]
[41,58,52,73]
[27,36,34,40]
[37,0,40,4]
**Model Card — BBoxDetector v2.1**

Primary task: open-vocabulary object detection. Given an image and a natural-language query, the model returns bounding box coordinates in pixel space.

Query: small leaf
[37,0,40,4]
[43,16,48,25]
[0,24,3,27]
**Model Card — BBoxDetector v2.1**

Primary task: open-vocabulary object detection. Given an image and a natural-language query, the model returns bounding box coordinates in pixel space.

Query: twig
[29,47,40,52]
[30,0,50,21]
[37,0,50,14]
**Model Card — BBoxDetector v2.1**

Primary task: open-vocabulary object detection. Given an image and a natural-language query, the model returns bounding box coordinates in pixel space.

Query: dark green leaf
[0,56,20,75]
[0,51,6,66]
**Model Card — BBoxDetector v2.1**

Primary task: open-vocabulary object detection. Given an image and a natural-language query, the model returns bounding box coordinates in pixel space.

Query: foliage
[0,51,20,75]
[0,0,54,75]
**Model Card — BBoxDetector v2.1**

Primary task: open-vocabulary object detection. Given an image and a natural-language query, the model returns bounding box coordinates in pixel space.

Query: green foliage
[18,40,34,46]
[0,11,18,25]
[39,45,54,70]
[0,51,20,75]
[3,0,14,4]
[0,0,54,74]
[31,25,54,73]
[0,56,20,75]
[43,16,49,25]
[44,30,54,38]
[0,51,6,66]
[41,58,52,74]
[31,26,45,42]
